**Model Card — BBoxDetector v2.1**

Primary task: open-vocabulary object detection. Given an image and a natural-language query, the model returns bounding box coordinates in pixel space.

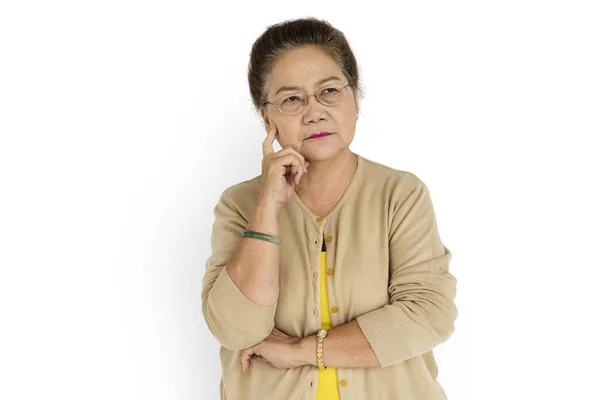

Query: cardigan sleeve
[356,177,458,368]
[201,189,277,350]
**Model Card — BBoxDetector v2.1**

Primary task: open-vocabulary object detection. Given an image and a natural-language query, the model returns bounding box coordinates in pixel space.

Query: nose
[302,95,328,124]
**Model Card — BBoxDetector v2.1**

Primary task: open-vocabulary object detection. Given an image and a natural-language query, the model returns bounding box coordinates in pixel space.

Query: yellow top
[316,249,341,400]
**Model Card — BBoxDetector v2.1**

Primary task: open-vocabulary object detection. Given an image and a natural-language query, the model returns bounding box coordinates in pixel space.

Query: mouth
[306,132,334,140]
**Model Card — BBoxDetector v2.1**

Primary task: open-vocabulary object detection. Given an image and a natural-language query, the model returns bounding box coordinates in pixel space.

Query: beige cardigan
[202,153,458,399]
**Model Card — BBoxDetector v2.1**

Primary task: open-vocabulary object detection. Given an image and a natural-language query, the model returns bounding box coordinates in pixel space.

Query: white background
[1,1,599,399]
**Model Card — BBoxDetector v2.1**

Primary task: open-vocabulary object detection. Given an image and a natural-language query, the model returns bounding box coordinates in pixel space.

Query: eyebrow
[274,76,343,96]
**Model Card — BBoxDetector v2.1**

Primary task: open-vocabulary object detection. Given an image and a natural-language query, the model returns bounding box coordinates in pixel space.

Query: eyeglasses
[262,83,352,116]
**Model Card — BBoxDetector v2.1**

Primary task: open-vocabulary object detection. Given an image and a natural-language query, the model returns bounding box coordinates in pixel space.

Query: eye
[322,87,341,94]
[283,95,302,103]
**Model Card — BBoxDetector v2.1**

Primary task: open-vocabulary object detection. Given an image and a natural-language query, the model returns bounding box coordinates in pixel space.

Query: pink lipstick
[308,132,333,139]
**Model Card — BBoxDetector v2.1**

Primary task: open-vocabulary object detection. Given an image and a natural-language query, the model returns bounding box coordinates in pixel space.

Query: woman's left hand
[241,328,307,372]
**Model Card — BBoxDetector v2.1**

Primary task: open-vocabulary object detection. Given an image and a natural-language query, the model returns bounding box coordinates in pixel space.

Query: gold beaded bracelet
[316,329,328,369]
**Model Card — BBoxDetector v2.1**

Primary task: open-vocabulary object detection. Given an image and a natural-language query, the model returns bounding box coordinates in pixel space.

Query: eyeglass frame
[261,82,353,116]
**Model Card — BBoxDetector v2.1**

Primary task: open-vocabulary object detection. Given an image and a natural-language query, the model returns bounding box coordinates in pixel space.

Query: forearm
[226,201,280,306]
[299,320,381,369]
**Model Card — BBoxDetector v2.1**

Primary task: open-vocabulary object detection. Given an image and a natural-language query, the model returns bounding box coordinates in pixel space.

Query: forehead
[268,46,344,94]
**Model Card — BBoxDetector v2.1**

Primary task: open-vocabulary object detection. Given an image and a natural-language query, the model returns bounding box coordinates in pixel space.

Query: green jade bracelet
[241,229,281,245]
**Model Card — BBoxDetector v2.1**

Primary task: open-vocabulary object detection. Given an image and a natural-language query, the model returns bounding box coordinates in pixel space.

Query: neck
[298,150,357,187]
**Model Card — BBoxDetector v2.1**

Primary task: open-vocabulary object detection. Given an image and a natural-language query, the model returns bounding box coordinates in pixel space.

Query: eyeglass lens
[277,84,348,114]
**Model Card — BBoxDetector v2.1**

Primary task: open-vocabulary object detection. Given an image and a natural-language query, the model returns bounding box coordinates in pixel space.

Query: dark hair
[247,17,363,112]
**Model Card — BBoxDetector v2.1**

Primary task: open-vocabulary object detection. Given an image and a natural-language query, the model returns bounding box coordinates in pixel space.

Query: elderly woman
[202,17,458,400]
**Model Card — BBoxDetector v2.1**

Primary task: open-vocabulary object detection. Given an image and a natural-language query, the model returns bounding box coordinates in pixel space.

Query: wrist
[297,335,318,367]
[248,203,280,236]
[256,195,282,215]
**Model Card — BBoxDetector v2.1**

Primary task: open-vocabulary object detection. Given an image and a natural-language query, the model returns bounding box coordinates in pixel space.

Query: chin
[303,146,344,160]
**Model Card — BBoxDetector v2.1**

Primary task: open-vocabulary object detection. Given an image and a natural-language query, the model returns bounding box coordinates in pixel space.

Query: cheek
[336,110,357,130]
[275,133,298,151]
[277,120,303,144]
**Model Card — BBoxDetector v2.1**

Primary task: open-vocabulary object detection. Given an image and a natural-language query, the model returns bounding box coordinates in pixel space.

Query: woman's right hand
[258,125,310,211]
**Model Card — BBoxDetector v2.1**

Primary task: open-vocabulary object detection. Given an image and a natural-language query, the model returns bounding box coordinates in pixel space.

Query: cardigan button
[331,306,339,313]
[339,379,348,387]
[326,268,334,275]
[316,216,323,222]
[325,235,332,243]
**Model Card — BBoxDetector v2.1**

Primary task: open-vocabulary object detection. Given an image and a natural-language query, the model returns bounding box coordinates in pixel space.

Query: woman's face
[260,46,358,162]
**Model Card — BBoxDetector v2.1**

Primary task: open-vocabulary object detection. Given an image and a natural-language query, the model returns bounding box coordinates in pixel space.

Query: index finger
[262,124,277,157]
